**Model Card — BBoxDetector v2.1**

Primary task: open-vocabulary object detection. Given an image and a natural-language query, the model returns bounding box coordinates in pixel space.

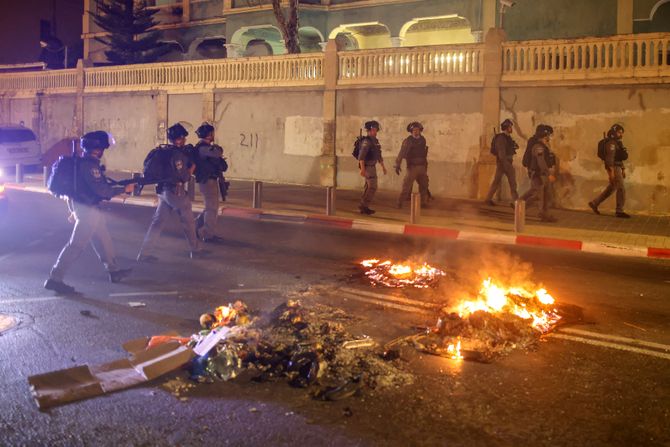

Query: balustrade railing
[0,69,77,93]
[338,44,484,85]
[503,33,670,81]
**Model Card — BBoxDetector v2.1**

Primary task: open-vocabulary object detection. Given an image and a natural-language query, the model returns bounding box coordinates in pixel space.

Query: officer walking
[394,122,430,208]
[358,120,387,215]
[137,123,203,261]
[519,125,558,222]
[193,122,227,243]
[589,124,631,218]
[484,119,519,207]
[44,131,134,294]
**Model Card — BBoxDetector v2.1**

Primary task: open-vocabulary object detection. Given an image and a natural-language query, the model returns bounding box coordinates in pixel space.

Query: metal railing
[502,33,670,82]
[338,44,484,85]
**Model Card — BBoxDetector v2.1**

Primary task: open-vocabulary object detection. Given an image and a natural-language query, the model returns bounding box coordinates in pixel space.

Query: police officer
[589,124,630,218]
[358,120,387,215]
[520,125,558,222]
[137,123,203,261]
[395,122,430,208]
[44,131,134,294]
[484,119,519,207]
[193,122,227,243]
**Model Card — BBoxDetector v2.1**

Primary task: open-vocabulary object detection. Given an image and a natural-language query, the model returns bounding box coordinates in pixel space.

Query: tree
[271,0,301,54]
[92,0,168,65]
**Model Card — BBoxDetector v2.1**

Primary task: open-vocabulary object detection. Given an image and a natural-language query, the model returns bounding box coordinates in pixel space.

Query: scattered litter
[128,302,146,308]
[623,322,648,332]
[249,407,258,413]
[79,310,98,319]
[343,407,353,417]
[342,338,376,350]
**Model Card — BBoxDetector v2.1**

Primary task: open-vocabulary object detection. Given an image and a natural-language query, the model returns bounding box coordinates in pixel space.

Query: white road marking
[559,327,670,352]
[339,287,439,309]
[108,291,179,297]
[0,296,62,305]
[228,288,279,294]
[548,333,670,361]
[339,291,432,315]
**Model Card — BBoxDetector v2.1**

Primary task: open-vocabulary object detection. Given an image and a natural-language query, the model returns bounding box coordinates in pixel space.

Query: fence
[1,33,670,95]
[502,33,670,82]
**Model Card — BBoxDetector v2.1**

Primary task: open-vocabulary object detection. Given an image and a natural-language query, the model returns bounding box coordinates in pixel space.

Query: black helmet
[81,130,111,152]
[167,123,189,141]
[501,119,514,130]
[610,123,624,134]
[196,122,215,139]
[535,124,553,138]
[364,120,380,131]
[407,121,424,132]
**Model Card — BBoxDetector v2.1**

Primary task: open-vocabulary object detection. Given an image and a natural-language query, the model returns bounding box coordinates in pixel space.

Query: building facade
[82,0,670,64]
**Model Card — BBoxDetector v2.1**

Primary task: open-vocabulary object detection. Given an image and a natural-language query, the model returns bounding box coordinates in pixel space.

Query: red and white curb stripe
[6,183,670,260]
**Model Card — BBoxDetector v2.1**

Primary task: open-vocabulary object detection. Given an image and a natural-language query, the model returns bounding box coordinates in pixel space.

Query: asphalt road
[0,189,669,447]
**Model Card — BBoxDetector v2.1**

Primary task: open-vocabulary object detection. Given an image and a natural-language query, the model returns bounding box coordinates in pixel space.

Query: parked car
[0,124,42,179]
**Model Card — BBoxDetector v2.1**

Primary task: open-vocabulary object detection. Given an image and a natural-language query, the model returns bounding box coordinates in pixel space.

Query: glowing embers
[360,259,446,289]
[452,277,561,334]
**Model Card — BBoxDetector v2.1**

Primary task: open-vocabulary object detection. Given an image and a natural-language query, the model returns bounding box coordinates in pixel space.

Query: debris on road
[128,302,146,308]
[359,259,446,288]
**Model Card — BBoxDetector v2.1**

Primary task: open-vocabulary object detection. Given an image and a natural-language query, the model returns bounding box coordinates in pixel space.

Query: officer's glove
[394,166,401,176]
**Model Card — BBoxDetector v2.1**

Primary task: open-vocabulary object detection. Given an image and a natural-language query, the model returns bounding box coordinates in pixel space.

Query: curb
[6,183,670,261]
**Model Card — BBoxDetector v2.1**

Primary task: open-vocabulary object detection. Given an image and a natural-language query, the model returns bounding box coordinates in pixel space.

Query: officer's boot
[44,278,76,294]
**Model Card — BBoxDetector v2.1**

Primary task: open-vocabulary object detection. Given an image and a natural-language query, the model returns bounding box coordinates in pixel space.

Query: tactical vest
[406,136,428,166]
[613,140,629,163]
[193,142,222,183]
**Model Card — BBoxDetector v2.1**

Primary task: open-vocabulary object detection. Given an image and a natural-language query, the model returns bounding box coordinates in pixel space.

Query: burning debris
[392,277,568,362]
[360,259,446,289]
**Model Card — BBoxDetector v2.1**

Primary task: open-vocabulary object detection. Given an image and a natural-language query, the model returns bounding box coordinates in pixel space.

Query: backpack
[352,136,372,160]
[489,134,498,156]
[47,155,77,199]
[597,138,609,161]
[521,136,537,168]
[143,145,178,183]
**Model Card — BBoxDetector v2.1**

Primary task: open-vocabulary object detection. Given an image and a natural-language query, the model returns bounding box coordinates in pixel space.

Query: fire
[446,338,463,360]
[453,277,561,334]
[360,259,446,289]
[213,304,237,329]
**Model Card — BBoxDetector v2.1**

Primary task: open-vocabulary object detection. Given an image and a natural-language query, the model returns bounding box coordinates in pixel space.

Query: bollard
[15,163,24,183]
[188,176,195,201]
[514,199,526,233]
[252,181,263,209]
[326,186,336,216]
[43,165,50,187]
[410,192,421,224]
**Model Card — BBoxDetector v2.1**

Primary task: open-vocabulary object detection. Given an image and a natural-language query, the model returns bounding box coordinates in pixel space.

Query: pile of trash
[188,300,414,400]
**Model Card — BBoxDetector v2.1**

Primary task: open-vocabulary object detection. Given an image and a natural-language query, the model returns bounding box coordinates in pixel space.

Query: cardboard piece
[28,341,194,410]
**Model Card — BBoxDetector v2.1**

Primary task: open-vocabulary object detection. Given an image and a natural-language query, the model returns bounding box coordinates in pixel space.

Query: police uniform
[48,150,128,290]
[395,135,429,206]
[485,132,519,202]
[194,141,225,240]
[520,140,553,220]
[137,145,200,258]
[358,136,383,209]
[590,138,626,215]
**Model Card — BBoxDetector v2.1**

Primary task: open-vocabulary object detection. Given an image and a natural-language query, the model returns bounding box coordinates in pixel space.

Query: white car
[0,124,42,178]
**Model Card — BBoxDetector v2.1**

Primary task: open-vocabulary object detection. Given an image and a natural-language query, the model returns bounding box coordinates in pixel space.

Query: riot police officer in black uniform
[484,119,519,207]
[589,124,630,218]
[520,125,558,222]
[358,120,387,215]
[137,123,203,261]
[44,131,134,294]
[193,123,227,243]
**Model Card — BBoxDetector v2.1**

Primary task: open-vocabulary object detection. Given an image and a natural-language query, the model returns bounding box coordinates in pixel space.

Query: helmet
[196,122,215,139]
[167,123,189,141]
[501,119,514,130]
[610,123,624,134]
[80,131,111,152]
[364,120,380,131]
[535,124,553,139]
[407,121,424,132]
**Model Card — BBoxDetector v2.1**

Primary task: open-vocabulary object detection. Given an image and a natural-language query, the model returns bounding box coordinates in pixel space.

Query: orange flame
[360,259,446,288]
[213,304,237,329]
[454,277,561,333]
[446,338,463,360]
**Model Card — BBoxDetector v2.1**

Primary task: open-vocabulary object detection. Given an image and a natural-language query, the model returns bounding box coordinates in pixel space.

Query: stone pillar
[482,0,496,32]
[320,40,338,187]
[617,0,633,34]
[82,0,94,60]
[223,0,232,12]
[225,43,242,58]
[156,91,168,146]
[182,0,191,22]
[32,94,43,143]
[476,28,506,199]
[202,91,215,124]
[390,37,404,48]
[74,59,89,137]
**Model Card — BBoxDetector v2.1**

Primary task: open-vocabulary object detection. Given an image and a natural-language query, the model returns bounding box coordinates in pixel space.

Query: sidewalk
[6,173,670,260]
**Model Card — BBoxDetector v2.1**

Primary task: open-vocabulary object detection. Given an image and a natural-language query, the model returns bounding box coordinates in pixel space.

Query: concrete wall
[84,94,159,172]
[39,95,77,154]
[501,86,670,214]
[214,90,324,185]
[167,93,203,147]
[335,88,483,199]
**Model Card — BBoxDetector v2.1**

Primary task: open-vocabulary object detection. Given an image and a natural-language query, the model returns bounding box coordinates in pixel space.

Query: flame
[454,277,561,334]
[213,304,237,329]
[360,259,446,289]
[446,338,463,360]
